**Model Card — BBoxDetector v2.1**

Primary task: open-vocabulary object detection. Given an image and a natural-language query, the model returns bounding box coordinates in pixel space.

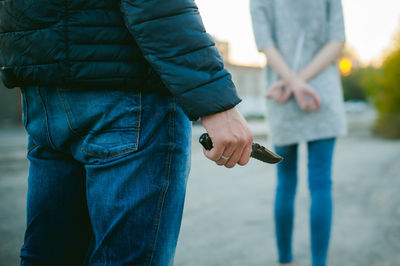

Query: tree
[339,44,369,101]
[341,67,372,101]
[363,28,400,138]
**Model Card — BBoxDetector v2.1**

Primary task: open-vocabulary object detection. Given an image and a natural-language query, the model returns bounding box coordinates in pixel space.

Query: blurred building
[0,80,21,125]
[214,37,266,118]
[214,38,230,64]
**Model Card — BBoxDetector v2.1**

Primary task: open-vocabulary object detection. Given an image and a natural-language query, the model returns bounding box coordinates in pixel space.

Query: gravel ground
[1,113,399,266]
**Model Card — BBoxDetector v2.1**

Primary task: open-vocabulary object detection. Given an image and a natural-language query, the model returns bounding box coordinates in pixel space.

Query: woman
[250,0,347,265]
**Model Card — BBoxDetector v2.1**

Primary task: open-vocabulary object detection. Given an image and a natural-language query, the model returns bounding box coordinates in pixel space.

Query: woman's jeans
[19,86,191,266]
[274,138,335,266]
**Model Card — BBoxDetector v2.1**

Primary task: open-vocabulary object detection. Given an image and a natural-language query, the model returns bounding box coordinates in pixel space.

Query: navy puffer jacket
[0,0,241,120]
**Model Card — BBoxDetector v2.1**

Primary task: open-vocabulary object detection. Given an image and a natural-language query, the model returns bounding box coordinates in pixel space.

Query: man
[0,0,253,265]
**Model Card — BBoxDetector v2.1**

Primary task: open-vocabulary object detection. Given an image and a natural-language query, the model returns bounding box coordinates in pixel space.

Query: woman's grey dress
[250,0,347,146]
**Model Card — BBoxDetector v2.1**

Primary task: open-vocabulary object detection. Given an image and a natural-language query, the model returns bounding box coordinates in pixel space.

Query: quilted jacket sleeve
[120,0,241,121]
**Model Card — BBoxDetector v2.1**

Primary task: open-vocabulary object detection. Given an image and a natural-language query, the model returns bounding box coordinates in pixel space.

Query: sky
[195,0,400,66]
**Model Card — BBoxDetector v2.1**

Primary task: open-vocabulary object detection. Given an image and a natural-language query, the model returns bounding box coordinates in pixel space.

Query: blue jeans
[20,86,191,265]
[274,138,335,266]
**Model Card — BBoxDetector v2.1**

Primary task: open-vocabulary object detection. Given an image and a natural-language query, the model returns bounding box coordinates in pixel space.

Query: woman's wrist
[285,76,304,91]
[295,71,310,83]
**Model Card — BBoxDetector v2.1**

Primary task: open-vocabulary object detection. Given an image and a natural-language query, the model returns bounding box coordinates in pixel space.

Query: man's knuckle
[230,136,240,145]
[238,137,246,146]
[220,138,230,146]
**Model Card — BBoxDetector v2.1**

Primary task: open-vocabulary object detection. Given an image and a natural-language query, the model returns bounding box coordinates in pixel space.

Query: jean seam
[27,143,39,153]
[146,99,176,266]
[37,87,56,150]
[21,88,29,128]
[81,146,139,159]
[136,92,142,153]
[56,88,84,139]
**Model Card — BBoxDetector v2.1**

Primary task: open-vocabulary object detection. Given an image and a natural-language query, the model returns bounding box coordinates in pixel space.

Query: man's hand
[200,108,253,168]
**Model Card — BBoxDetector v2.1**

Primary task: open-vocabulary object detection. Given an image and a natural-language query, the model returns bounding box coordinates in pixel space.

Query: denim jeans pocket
[81,128,140,159]
[57,88,141,159]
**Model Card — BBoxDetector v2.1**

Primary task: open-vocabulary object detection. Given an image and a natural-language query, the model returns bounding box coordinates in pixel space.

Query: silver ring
[220,155,230,161]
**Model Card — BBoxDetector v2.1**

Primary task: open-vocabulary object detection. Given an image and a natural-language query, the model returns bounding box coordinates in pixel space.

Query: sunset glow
[195,0,400,66]
[339,57,353,76]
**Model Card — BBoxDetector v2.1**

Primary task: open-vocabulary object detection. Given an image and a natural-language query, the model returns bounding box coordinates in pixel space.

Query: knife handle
[199,133,213,150]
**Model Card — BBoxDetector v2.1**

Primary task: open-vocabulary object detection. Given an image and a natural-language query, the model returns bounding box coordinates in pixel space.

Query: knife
[199,133,283,164]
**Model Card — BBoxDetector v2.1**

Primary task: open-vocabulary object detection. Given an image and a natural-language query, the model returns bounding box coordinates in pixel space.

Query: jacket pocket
[57,88,141,159]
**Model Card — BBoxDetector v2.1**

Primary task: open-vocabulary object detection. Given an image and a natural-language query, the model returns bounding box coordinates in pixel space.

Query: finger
[227,129,253,167]
[314,93,321,107]
[267,89,279,99]
[203,148,222,163]
[296,95,308,110]
[305,88,320,105]
[308,97,318,111]
[302,100,310,111]
[299,89,314,110]
[225,132,246,168]
[307,92,320,110]
[267,81,284,99]
[303,94,313,111]
[215,146,235,166]
[238,141,252,166]
[266,87,280,100]
[278,88,291,104]
[272,80,284,88]
[307,101,316,112]
[224,140,246,168]
[215,157,229,165]
[203,139,224,162]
